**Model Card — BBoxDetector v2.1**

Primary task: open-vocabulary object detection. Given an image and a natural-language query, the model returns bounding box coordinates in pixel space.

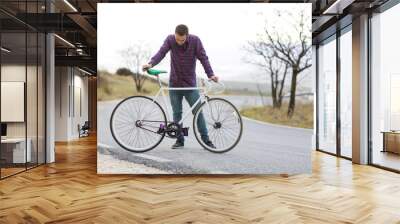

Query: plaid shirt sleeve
[195,38,214,78]
[149,36,171,66]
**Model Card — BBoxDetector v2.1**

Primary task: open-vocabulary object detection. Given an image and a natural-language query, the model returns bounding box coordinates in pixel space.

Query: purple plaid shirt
[149,34,214,87]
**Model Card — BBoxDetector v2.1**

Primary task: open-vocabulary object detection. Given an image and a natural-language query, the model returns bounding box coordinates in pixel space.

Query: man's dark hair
[175,24,189,36]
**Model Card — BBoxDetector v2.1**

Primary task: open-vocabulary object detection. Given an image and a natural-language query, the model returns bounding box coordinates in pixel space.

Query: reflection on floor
[0,167,25,177]
[0,162,41,178]
[340,147,352,158]
[373,151,400,170]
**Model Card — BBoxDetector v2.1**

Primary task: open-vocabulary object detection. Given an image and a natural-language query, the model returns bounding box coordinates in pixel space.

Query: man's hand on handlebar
[142,63,152,71]
[209,75,219,82]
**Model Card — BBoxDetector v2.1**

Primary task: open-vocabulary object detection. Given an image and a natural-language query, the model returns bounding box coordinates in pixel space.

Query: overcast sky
[98,3,311,84]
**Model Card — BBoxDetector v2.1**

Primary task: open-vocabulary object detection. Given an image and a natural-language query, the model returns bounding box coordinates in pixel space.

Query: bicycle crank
[162,123,190,138]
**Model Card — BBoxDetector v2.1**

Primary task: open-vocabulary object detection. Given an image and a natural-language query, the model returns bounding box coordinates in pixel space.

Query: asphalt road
[97,96,313,174]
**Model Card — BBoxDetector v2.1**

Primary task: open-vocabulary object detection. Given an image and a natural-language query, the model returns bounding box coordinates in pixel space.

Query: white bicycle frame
[150,75,220,124]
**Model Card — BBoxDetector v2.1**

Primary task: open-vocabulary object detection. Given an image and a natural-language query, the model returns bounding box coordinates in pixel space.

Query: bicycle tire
[110,96,167,153]
[193,97,243,153]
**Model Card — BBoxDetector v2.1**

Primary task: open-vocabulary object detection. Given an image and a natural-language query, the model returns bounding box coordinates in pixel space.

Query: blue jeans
[169,89,208,142]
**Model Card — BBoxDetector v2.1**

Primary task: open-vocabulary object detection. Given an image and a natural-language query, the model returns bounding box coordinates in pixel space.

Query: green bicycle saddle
[146,68,167,76]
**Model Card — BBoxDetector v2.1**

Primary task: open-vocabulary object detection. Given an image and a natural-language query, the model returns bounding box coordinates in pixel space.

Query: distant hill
[220,80,313,97]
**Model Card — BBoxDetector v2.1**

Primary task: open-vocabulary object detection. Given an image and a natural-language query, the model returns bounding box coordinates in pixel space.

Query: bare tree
[261,10,312,117]
[256,82,267,106]
[244,42,289,109]
[120,43,151,92]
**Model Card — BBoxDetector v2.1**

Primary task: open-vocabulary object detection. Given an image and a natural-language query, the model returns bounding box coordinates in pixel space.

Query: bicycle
[110,68,243,153]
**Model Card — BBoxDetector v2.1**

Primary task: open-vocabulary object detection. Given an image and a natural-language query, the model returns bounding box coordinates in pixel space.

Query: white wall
[71,72,89,138]
[1,65,26,134]
[55,66,69,141]
[55,67,89,141]
[1,65,37,138]
[1,63,46,164]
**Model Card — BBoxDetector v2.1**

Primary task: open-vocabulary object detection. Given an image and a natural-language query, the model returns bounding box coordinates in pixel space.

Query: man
[142,24,218,149]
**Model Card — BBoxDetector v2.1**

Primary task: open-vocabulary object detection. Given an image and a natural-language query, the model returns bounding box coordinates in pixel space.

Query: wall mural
[97,3,313,174]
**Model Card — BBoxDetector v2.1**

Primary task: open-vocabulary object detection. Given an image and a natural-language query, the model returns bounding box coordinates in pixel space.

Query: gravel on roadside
[97,152,171,174]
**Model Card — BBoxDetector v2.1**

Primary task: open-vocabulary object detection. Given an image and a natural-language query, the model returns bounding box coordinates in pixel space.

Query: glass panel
[27,30,38,169]
[1,31,27,177]
[38,32,45,165]
[340,29,352,158]
[318,36,337,154]
[371,4,400,171]
[26,0,38,169]
[312,45,317,150]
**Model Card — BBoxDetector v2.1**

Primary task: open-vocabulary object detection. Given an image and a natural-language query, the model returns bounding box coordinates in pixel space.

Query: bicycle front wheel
[193,98,243,153]
[110,96,167,153]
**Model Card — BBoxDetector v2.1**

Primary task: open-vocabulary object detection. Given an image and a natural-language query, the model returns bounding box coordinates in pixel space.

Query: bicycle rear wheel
[193,98,243,153]
[110,96,167,153]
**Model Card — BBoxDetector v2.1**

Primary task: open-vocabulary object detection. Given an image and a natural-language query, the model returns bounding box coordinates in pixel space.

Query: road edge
[242,116,314,133]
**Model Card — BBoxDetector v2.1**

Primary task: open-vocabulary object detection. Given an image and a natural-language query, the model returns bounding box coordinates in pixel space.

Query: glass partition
[317,35,337,154]
[26,1,39,168]
[1,31,28,177]
[27,30,38,169]
[38,32,45,165]
[0,1,46,179]
[371,3,400,171]
[339,28,352,158]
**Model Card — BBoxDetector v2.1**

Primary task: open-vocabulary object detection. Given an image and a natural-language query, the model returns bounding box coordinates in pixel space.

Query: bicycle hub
[135,120,142,127]
[213,122,222,129]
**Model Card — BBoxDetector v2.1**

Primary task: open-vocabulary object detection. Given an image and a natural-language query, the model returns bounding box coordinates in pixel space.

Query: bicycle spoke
[221,126,236,137]
[114,119,133,126]
[114,121,133,130]
[216,129,223,148]
[208,127,217,138]
[219,111,235,123]
[222,130,237,144]
[124,127,134,147]
[221,129,233,146]
[142,104,159,120]
[118,107,133,121]
[221,122,239,130]
[116,125,135,135]
[221,129,230,147]
[114,114,134,123]
[138,129,145,148]
[142,128,154,146]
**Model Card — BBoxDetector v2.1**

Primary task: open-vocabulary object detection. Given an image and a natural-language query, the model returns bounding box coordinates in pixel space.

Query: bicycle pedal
[157,124,165,134]
[182,127,189,136]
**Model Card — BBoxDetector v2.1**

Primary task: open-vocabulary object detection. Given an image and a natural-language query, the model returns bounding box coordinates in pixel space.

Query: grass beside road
[98,71,161,101]
[98,70,269,101]
[240,102,313,129]
[218,89,269,96]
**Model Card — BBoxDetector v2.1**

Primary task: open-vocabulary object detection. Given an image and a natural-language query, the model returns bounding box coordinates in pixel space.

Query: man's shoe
[204,140,216,149]
[171,140,184,149]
